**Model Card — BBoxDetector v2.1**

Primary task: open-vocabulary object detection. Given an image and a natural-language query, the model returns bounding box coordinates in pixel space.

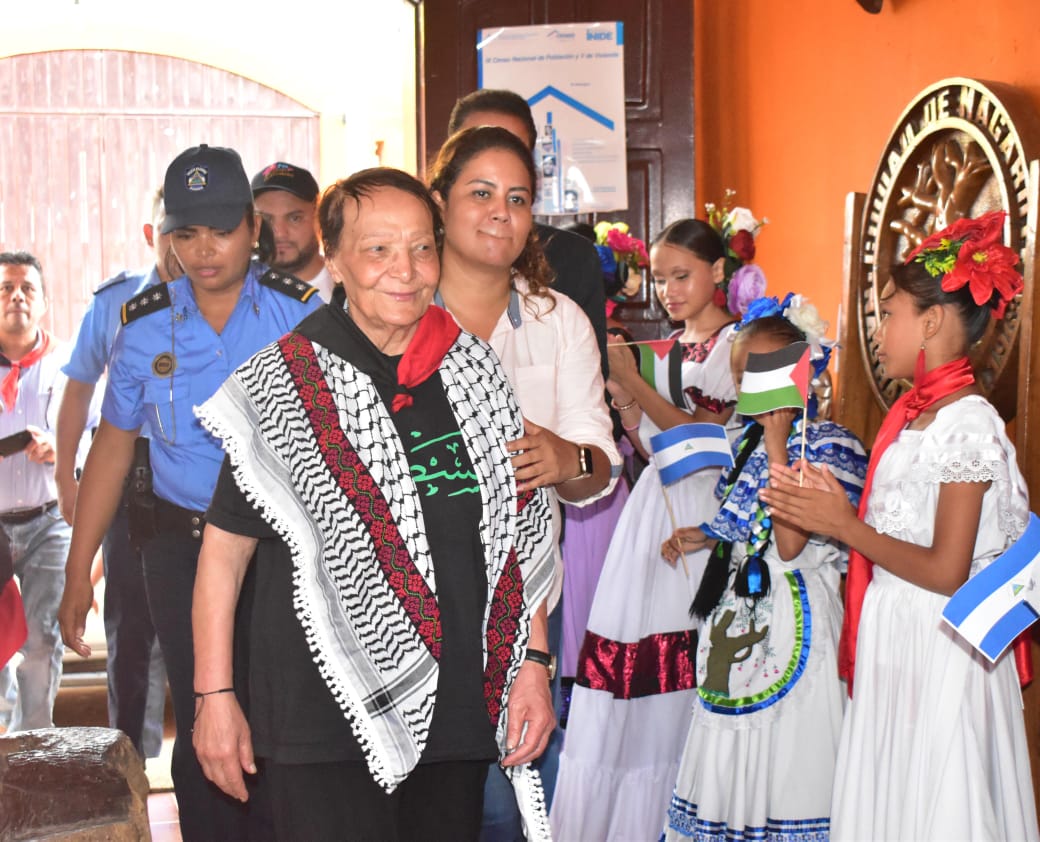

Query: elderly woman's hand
[192,691,256,802]
[501,660,555,767]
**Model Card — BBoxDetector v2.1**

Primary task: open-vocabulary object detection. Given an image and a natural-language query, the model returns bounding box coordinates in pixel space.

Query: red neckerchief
[838,353,976,696]
[0,330,54,412]
[390,305,461,413]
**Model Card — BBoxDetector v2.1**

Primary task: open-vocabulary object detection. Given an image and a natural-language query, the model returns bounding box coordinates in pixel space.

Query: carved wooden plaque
[839,78,1040,815]
[850,79,1039,419]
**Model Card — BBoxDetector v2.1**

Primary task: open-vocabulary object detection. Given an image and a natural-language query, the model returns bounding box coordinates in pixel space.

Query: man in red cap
[252,161,334,302]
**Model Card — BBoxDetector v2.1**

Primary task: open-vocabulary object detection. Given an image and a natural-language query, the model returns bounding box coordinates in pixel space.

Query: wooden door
[0,50,319,341]
[420,0,694,337]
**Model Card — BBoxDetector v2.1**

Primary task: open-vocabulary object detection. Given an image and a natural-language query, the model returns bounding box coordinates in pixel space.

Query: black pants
[102,497,163,756]
[141,528,269,842]
[265,759,489,842]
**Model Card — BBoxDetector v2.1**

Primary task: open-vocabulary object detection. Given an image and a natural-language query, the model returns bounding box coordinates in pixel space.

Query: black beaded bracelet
[192,686,235,727]
[193,687,234,699]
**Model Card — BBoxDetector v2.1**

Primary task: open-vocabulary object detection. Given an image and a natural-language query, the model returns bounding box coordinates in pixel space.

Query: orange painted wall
[694,0,1040,335]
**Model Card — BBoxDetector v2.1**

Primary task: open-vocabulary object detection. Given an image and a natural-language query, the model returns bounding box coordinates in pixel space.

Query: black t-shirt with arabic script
[207,322,496,765]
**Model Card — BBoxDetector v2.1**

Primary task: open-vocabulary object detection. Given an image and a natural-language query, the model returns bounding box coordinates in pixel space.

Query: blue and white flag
[650,423,734,486]
[942,513,1040,663]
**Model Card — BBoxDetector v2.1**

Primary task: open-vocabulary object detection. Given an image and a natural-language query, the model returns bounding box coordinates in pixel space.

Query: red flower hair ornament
[905,210,1022,319]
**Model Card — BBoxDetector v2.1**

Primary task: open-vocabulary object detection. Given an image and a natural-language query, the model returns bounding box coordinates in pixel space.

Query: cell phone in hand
[0,429,32,457]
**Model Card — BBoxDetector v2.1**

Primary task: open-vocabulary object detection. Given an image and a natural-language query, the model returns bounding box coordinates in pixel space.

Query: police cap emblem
[185,165,208,192]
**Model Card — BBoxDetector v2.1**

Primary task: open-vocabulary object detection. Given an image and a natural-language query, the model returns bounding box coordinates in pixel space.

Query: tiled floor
[148,790,183,841]
[146,735,181,839]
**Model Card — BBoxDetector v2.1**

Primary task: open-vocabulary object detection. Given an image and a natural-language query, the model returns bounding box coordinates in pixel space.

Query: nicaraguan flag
[735,341,811,416]
[650,423,734,485]
[942,512,1040,662]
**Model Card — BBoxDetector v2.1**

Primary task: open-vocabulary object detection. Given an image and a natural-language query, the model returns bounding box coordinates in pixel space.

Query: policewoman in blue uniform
[59,144,320,841]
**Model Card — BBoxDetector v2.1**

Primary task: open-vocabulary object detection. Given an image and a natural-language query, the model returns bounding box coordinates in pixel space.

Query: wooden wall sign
[838,78,1040,474]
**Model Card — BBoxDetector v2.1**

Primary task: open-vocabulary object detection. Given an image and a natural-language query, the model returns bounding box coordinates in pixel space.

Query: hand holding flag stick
[649,423,734,586]
[660,486,692,580]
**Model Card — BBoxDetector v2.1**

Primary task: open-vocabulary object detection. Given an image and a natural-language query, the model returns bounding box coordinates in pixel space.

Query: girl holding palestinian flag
[552,216,760,841]
[762,211,1038,840]
[661,296,867,841]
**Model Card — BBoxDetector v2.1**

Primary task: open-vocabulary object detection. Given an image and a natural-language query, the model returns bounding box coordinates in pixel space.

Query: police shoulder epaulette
[259,269,319,303]
[120,283,172,325]
[93,271,130,296]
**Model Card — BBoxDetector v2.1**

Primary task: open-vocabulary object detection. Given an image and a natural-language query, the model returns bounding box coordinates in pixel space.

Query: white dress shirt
[0,336,99,512]
[442,278,621,611]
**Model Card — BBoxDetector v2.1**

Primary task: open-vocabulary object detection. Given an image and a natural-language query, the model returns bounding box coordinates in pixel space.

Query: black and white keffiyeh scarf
[196,307,555,838]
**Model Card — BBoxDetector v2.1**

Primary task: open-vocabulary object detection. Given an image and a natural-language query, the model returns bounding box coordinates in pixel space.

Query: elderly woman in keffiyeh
[189,167,556,841]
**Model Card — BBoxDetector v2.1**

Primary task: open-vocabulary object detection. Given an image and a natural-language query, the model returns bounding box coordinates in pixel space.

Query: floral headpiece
[736,292,834,417]
[905,210,1022,319]
[705,190,768,315]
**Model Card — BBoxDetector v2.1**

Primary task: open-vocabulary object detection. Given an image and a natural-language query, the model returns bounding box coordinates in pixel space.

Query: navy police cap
[161,144,253,234]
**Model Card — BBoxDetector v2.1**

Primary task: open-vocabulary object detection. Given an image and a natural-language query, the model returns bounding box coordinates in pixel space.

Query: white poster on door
[477,22,627,215]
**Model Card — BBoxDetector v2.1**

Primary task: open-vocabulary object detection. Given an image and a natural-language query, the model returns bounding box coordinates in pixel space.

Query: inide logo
[586,29,612,41]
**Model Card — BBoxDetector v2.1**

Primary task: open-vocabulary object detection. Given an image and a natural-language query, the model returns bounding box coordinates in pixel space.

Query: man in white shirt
[0,251,97,731]
[252,161,334,302]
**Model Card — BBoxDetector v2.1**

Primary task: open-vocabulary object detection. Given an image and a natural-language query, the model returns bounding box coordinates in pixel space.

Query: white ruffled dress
[665,420,867,842]
[832,395,1039,841]
[552,325,738,842]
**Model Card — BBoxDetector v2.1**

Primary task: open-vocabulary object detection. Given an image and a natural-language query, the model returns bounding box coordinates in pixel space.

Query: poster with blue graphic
[477,22,627,215]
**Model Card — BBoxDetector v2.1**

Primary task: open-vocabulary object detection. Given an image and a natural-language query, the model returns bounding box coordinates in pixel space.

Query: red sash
[1,330,54,412]
[391,306,461,413]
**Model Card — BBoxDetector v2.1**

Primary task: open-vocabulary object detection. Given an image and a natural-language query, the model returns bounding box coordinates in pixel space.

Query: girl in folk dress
[763,211,1039,841]
[552,219,743,842]
[662,302,867,841]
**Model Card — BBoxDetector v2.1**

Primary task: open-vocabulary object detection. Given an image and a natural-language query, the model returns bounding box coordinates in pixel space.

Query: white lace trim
[927,457,1005,485]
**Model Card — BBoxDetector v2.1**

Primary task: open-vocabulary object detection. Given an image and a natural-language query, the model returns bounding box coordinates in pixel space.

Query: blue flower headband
[735,292,835,416]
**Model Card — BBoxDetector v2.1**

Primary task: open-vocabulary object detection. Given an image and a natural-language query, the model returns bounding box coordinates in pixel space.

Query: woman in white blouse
[429,125,621,836]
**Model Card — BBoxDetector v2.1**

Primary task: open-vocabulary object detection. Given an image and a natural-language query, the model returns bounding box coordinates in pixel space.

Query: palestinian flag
[636,339,684,406]
[736,341,811,416]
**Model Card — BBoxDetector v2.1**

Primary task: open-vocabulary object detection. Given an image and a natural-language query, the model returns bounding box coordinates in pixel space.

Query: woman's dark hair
[889,259,991,344]
[563,221,597,243]
[429,126,554,301]
[447,89,538,150]
[651,218,726,266]
[318,168,442,258]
